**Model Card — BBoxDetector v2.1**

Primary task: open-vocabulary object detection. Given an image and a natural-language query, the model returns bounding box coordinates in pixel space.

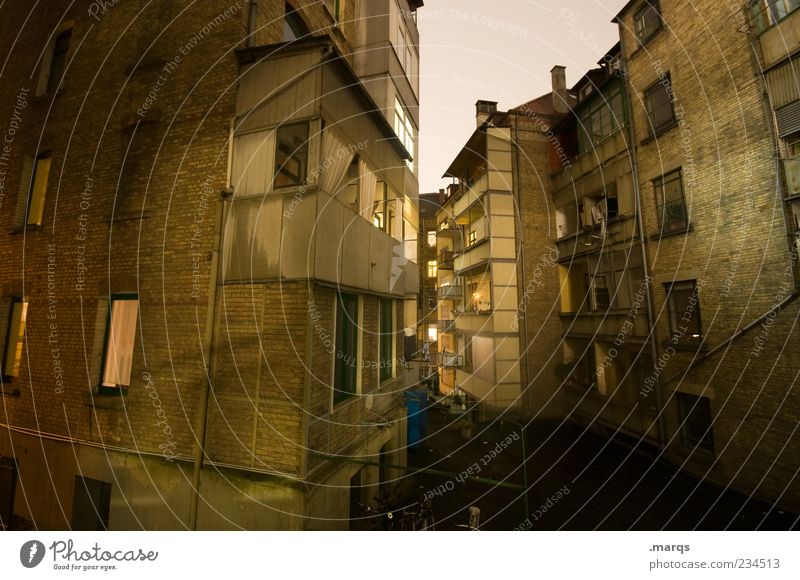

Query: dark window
[379,299,394,383]
[665,280,702,339]
[577,82,626,153]
[71,477,111,531]
[283,3,310,42]
[47,28,72,93]
[2,298,28,380]
[644,74,676,135]
[101,295,139,390]
[592,277,611,311]
[274,123,309,188]
[334,293,359,403]
[676,393,714,451]
[654,169,688,233]
[634,1,662,44]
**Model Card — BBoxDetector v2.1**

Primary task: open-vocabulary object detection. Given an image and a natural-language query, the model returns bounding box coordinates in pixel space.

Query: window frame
[644,74,677,137]
[2,298,28,382]
[379,299,395,383]
[665,280,702,340]
[633,1,663,45]
[273,122,310,189]
[393,98,415,167]
[99,294,140,393]
[427,260,438,279]
[653,168,688,234]
[333,292,360,404]
[25,151,53,227]
[577,81,627,153]
[676,392,714,452]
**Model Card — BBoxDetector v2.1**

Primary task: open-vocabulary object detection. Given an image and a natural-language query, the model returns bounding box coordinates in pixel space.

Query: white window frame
[100,295,139,390]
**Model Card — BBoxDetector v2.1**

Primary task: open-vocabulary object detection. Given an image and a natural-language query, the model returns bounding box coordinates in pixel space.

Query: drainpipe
[247,0,258,48]
[188,123,234,529]
[618,46,668,448]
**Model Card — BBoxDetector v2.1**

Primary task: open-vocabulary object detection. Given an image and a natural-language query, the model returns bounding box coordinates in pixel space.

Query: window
[323,0,341,21]
[71,476,111,531]
[634,1,662,44]
[427,260,437,278]
[468,230,478,246]
[591,276,611,311]
[394,98,415,167]
[665,280,702,340]
[283,3,310,42]
[577,82,626,153]
[341,156,360,209]
[38,27,72,95]
[749,0,800,33]
[273,123,309,188]
[22,152,53,227]
[427,231,437,247]
[379,299,394,383]
[334,293,359,403]
[427,325,438,343]
[654,169,688,233]
[2,299,28,380]
[676,393,714,451]
[101,296,139,390]
[644,75,676,136]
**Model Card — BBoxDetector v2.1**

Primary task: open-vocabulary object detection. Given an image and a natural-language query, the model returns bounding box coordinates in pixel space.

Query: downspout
[618,44,668,447]
[247,0,258,48]
[188,122,234,530]
[512,114,533,418]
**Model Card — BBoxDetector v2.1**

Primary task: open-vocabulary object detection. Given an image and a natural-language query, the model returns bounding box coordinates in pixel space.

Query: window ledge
[84,389,128,410]
[30,87,65,104]
[650,223,694,240]
[641,119,679,145]
[629,26,665,60]
[667,340,708,353]
[9,223,43,235]
[105,211,152,223]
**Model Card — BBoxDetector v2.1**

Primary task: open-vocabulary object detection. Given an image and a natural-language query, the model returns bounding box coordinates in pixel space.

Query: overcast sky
[417,0,627,194]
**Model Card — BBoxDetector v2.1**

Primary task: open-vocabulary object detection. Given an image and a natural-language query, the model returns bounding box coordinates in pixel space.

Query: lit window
[665,280,702,340]
[274,123,309,188]
[427,325,438,343]
[427,260,438,278]
[379,299,394,383]
[654,169,687,233]
[25,152,52,226]
[427,231,437,247]
[334,293,359,403]
[2,299,28,380]
[468,230,478,245]
[394,98,415,167]
[101,296,139,389]
[633,1,662,44]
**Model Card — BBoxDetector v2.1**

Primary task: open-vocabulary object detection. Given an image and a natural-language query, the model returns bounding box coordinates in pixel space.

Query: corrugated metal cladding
[776,100,800,137]
[767,57,800,110]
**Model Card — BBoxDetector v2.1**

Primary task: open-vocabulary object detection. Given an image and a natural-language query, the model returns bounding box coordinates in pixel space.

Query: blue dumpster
[404,388,428,450]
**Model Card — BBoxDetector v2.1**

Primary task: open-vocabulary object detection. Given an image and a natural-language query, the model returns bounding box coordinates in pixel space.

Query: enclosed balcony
[439,249,455,270]
[438,319,456,334]
[438,351,464,368]
[437,284,463,300]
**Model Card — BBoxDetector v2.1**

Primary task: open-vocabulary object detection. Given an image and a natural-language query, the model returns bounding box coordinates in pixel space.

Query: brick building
[0,0,423,530]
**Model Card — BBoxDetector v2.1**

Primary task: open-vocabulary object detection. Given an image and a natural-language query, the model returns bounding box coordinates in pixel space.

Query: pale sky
[417,0,627,194]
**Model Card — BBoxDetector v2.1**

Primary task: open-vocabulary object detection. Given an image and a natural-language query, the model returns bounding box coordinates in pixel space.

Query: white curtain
[103,299,139,388]
[318,127,353,195]
[358,159,378,221]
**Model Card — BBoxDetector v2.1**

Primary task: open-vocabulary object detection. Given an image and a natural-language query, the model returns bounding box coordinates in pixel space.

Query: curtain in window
[319,127,353,195]
[358,159,377,220]
[103,299,139,388]
[232,131,275,197]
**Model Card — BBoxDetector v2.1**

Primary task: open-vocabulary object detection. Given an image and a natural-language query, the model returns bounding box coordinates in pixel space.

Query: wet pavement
[403,411,799,531]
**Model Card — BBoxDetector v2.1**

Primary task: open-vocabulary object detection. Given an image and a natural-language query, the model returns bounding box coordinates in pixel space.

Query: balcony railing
[438,219,461,238]
[439,249,455,269]
[437,285,463,300]
[438,351,464,368]
[438,319,456,334]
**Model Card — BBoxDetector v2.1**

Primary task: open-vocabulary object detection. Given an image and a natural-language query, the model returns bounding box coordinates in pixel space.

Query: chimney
[476,100,498,127]
[550,66,569,114]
